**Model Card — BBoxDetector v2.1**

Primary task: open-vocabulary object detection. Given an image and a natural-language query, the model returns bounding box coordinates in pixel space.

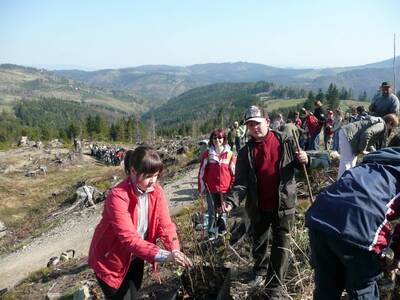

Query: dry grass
[0,146,124,254]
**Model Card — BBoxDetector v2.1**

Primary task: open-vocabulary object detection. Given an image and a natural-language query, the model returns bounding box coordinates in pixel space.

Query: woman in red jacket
[198,128,236,240]
[89,146,192,300]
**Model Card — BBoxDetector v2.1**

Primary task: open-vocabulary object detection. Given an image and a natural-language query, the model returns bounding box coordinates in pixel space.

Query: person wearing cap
[222,105,308,299]
[369,82,400,117]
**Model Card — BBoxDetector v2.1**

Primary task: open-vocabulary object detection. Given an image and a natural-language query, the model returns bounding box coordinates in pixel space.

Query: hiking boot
[267,287,283,300]
[249,275,266,287]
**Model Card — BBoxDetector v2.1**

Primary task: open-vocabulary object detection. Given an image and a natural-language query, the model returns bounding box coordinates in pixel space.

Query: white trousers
[337,129,357,179]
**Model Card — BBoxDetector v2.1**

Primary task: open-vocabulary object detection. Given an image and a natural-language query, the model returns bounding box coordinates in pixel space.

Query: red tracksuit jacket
[88,177,180,289]
[198,145,236,194]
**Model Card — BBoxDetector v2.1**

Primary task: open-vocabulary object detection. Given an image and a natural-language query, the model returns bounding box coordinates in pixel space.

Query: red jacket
[198,146,236,194]
[88,177,180,289]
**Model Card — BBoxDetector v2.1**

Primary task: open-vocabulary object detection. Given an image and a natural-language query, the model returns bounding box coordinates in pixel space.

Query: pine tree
[326,83,340,109]
[339,87,348,100]
[307,90,315,101]
[315,89,325,102]
[358,91,368,102]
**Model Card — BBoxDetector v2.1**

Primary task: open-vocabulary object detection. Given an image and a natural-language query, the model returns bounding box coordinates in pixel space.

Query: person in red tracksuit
[88,146,192,300]
[198,128,236,240]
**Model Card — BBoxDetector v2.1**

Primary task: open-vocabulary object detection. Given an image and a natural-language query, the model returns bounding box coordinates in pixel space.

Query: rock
[46,292,63,300]
[307,150,331,169]
[18,136,28,147]
[0,220,6,232]
[47,256,60,267]
[73,285,90,300]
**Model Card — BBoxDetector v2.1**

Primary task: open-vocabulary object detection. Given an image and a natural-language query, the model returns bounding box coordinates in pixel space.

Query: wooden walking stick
[292,129,314,204]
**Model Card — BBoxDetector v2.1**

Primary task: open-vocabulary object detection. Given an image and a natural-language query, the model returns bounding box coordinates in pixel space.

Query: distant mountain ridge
[54,57,400,103]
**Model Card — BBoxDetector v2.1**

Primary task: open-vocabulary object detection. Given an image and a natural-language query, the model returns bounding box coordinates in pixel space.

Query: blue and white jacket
[306,147,400,254]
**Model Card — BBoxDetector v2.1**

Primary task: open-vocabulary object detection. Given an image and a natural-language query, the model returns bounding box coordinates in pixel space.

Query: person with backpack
[198,128,236,240]
[88,146,192,300]
[306,146,400,300]
[304,110,321,150]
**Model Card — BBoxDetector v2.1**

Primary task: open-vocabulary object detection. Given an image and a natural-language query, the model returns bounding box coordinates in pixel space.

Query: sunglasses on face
[213,136,224,140]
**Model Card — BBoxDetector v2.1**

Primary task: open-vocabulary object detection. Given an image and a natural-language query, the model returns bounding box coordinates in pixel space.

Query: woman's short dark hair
[124,146,163,176]
[209,128,227,147]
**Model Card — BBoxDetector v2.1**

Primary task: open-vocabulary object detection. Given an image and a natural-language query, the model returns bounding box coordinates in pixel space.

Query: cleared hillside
[0,64,147,115]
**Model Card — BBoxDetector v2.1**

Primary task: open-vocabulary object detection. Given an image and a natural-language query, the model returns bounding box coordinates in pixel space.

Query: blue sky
[0,0,399,70]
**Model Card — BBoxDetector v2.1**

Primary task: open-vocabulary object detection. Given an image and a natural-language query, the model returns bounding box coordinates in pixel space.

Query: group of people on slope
[86,81,400,300]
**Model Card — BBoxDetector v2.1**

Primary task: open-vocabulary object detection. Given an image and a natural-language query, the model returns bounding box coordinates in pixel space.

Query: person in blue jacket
[306,144,400,300]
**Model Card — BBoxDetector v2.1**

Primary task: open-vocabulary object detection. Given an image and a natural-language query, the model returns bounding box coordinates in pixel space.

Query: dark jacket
[225,130,301,221]
[305,147,400,253]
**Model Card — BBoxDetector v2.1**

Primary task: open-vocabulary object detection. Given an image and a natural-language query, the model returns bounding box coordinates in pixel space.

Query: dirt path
[0,166,199,290]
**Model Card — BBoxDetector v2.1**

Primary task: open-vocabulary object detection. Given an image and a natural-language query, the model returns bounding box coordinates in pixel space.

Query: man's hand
[296,150,308,165]
[220,201,233,213]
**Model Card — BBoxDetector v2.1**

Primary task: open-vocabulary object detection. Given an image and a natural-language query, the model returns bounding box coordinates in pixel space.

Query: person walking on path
[337,113,399,179]
[198,128,236,240]
[306,146,400,300]
[369,82,400,117]
[233,121,245,152]
[222,105,308,299]
[88,146,192,300]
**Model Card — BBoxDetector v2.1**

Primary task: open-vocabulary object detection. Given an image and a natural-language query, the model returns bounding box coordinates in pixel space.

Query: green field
[261,98,370,113]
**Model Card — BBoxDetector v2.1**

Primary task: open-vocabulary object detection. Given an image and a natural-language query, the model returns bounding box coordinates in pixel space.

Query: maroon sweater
[252,131,282,211]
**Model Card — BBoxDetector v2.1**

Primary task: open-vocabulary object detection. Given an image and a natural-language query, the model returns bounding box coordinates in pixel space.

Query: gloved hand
[154,249,192,267]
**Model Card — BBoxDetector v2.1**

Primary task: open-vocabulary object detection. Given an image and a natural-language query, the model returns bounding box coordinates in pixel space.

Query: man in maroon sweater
[224,105,308,299]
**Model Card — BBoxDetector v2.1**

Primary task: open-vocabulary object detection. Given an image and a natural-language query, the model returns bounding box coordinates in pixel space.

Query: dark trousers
[307,132,320,150]
[235,137,241,152]
[309,229,383,300]
[206,192,227,236]
[97,258,144,300]
[252,211,294,289]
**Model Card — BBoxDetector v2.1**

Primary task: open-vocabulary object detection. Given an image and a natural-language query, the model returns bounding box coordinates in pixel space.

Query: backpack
[307,115,320,135]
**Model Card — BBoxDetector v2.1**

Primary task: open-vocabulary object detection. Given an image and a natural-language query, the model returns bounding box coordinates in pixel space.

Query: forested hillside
[55,58,400,102]
[143,82,307,136]
[0,98,148,148]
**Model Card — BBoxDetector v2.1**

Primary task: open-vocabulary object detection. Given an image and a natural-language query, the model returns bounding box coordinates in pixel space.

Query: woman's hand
[171,250,193,267]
